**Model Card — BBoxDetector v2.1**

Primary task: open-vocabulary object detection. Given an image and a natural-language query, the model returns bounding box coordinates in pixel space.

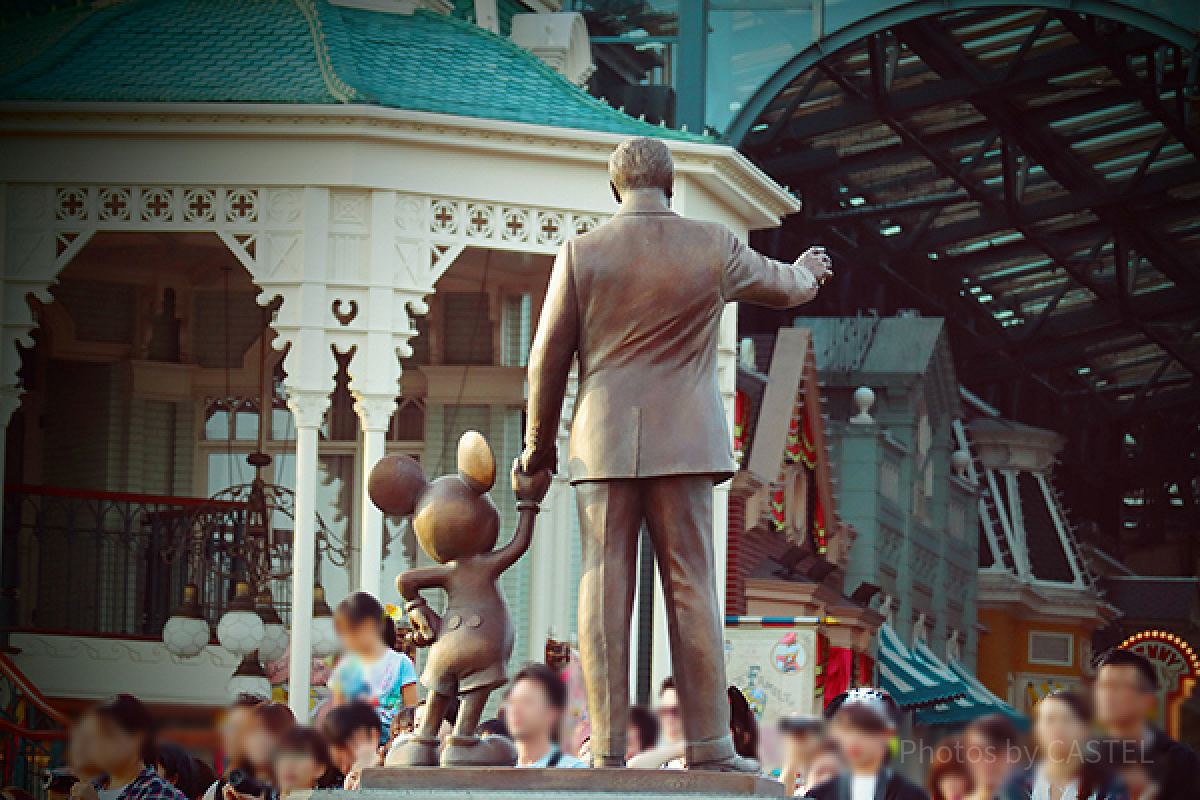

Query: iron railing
[0,650,68,800]
[2,485,293,637]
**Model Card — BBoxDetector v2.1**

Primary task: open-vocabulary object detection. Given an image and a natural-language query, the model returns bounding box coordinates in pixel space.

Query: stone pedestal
[350,767,784,797]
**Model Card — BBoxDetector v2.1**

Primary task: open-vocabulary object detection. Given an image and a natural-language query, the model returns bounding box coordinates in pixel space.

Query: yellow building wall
[977,609,1092,712]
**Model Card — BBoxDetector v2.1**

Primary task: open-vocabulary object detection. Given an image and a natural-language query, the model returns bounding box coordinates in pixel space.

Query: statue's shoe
[440,734,518,767]
[384,734,441,767]
[688,753,760,773]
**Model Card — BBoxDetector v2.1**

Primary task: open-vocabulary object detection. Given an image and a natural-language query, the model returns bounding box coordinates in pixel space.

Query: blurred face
[221,706,257,764]
[90,716,143,771]
[242,716,283,770]
[335,617,381,657]
[274,750,324,795]
[829,715,890,773]
[626,724,645,761]
[937,773,970,800]
[504,678,558,742]
[67,714,103,775]
[1035,697,1089,764]
[329,729,378,775]
[1095,665,1154,730]
[784,731,821,767]
[805,751,844,789]
[657,688,683,744]
[963,730,1018,789]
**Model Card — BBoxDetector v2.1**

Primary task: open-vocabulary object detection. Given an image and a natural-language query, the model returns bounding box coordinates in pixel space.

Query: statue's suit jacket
[526,201,818,482]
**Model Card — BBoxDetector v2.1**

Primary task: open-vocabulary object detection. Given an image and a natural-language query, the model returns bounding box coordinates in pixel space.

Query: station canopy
[735,7,1200,417]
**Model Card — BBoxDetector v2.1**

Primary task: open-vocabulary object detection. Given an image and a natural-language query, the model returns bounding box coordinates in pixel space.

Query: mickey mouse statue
[368,430,552,768]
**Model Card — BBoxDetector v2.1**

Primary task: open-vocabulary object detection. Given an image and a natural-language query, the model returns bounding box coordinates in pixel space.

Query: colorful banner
[725,623,818,776]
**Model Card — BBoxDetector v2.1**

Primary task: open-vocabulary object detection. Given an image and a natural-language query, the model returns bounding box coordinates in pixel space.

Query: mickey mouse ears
[457,430,496,493]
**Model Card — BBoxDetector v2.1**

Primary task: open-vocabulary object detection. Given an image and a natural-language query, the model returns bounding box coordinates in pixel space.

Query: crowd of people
[33,591,1199,800]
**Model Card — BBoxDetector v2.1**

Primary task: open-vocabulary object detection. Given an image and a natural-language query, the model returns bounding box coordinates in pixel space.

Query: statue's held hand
[512,459,552,506]
[519,443,556,476]
[796,246,833,284]
[408,604,440,647]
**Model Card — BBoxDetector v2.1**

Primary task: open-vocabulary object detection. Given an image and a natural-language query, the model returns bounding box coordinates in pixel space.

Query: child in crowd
[272,728,341,798]
[321,702,384,790]
[803,741,846,795]
[68,695,184,800]
[806,688,928,800]
[328,592,418,738]
[201,696,263,800]
[928,738,973,800]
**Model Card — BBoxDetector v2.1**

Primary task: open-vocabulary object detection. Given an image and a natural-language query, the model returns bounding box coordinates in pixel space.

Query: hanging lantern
[310,584,340,659]
[217,580,266,656]
[162,584,211,658]
[227,651,272,701]
[256,588,289,664]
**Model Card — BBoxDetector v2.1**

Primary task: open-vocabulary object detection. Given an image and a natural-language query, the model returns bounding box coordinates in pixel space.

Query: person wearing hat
[779,714,826,796]
[805,688,928,800]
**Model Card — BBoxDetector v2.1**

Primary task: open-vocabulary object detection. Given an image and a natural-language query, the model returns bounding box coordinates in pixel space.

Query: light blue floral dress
[329,648,417,735]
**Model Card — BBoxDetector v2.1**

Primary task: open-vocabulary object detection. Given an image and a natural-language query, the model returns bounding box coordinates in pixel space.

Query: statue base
[355,767,784,797]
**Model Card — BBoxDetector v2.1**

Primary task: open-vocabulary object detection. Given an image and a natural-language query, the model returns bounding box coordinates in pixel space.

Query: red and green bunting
[768,407,827,555]
[784,405,818,468]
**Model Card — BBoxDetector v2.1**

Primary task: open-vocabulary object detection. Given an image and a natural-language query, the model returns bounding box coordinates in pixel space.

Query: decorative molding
[0,103,799,227]
[288,388,333,429]
[428,196,604,254]
[353,392,399,433]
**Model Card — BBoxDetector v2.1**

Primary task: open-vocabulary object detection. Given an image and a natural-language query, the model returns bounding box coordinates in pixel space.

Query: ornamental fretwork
[426,196,605,253]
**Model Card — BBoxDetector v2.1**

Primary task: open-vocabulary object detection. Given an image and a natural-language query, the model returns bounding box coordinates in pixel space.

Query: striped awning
[911,642,1028,728]
[876,623,967,709]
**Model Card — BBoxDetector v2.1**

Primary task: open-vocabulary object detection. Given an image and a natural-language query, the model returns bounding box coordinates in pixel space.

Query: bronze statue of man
[518,136,831,771]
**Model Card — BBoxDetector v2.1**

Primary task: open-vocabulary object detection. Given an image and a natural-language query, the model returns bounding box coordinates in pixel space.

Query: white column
[354,394,396,598]
[650,568,671,695]
[525,370,576,660]
[281,187,335,720]
[287,390,328,719]
[714,302,738,620]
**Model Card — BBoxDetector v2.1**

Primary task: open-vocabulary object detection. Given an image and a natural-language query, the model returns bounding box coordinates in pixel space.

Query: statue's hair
[609,136,674,195]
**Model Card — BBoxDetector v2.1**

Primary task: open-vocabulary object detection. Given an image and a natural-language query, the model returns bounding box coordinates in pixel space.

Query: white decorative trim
[0,103,800,227]
[428,196,604,254]
[8,632,239,706]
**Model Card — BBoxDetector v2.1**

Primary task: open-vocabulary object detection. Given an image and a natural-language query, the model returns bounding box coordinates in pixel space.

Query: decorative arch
[726,0,1199,147]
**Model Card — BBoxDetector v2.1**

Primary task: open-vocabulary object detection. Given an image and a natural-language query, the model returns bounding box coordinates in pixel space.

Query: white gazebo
[0,0,798,714]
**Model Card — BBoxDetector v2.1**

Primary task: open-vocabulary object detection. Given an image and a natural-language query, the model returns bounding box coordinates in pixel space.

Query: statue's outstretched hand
[796,246,833,286]
[512,459,552,506]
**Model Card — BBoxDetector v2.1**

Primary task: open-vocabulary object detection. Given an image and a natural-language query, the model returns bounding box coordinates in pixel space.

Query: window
[913,397,934,520]
[442,292,494,365]
[501,292,533,367]
[1029,631,1074,666]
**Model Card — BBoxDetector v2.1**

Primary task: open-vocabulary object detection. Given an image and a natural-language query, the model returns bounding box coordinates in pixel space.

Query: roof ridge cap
[291,0,357,103]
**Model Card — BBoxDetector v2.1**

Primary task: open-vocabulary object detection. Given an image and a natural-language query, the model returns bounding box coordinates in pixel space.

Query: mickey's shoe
[440,733,518,767]
[384,734,440,767]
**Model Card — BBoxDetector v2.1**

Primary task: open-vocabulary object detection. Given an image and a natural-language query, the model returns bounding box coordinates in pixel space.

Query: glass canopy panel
[706,5,814,133]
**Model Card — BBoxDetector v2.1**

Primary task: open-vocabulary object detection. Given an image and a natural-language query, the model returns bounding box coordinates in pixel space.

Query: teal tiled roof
[0,0,706,141]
